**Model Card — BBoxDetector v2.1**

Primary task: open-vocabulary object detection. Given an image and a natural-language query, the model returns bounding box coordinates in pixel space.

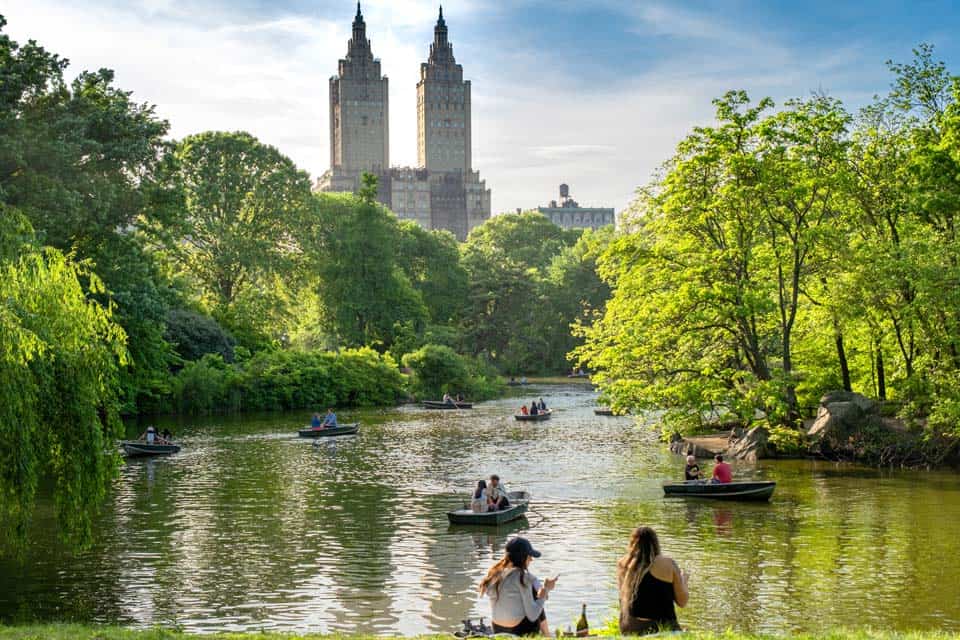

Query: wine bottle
[576,603,589,636]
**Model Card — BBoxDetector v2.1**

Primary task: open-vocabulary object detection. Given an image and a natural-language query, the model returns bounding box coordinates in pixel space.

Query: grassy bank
[2,626,959,640]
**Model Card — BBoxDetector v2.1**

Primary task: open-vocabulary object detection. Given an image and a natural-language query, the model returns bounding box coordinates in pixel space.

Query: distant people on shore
[487,474,510,511]
[617,526,688,634]
[471,480,489,513]
[480,537,557,636]
[711,454,732,484]
[684,455,701,481]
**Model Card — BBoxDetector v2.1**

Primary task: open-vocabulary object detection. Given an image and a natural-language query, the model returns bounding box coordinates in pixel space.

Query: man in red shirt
[711,454,733,484]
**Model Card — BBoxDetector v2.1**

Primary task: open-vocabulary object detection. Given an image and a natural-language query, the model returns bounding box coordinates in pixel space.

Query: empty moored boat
[663,480,776,501]
[122,441,181,457]
[447,491,530,525]
[297,423,360,438]
[423,400,473,410]
[514,409,552,421]
[594,407,615,416]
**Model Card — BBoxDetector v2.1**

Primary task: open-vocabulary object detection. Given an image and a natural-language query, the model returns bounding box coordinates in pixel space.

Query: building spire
[438,5,444,24]
[347,0,372,61]
[356,1,362,20]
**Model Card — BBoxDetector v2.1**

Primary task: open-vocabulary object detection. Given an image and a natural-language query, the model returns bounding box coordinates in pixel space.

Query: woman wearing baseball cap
[479,537,558,635]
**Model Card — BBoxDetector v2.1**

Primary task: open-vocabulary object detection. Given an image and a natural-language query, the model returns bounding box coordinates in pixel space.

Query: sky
[4,0,960,214]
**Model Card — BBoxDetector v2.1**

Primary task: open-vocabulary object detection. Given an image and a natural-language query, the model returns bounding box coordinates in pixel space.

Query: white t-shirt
[486,567,546,626]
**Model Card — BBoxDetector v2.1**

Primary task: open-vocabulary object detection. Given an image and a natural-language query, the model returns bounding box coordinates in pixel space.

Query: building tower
[417,6,471,174]
[329,2,389,173]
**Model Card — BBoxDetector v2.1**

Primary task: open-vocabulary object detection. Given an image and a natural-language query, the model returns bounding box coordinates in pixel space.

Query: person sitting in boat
[456,393,464,402]
[520,405,529,416]
[710,454,732,484]
[311,413,322,428]
[617,526,688,634]
[471,480,489,513]
[684,455,701,481]
[487,474,510,511]
[480,537,557,636]
[510,376,517,384]
[140,425,157,444]
[321,408,338,429]
[520,376,527,384]
[443,392,455,406]
[160,428,173,444]
[537,398,547,412]
[529,402,539,416]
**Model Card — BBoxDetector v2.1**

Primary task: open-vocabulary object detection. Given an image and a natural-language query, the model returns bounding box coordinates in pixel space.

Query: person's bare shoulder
[650,554,676,580]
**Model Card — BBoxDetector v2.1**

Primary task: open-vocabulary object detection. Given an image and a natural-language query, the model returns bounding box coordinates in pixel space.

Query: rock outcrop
[727,425,770,462]
[808,390,884,453]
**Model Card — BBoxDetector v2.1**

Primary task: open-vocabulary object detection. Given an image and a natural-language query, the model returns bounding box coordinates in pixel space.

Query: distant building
[537,183,615,230]
[315,4,491,241]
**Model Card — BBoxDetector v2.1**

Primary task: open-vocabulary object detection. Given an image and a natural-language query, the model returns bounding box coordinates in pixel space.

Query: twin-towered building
[316,4,491,240]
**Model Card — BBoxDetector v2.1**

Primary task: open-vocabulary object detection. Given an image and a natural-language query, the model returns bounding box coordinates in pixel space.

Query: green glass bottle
[576,603,589,636]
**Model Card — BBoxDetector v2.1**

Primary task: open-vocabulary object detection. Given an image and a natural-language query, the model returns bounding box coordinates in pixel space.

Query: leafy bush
[767,425,807,456]
[164,309,236,363]
[164,347,404,414]
[402,344,503,400]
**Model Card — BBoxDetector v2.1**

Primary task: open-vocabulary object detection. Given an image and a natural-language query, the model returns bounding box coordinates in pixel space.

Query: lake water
[2,383,959,634]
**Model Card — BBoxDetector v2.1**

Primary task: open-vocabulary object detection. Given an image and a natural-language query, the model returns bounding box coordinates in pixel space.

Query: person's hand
[681,569,690,586]
[543,575,558,591]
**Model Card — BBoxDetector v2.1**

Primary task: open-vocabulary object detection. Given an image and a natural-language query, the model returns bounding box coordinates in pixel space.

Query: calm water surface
[2,384,960,634]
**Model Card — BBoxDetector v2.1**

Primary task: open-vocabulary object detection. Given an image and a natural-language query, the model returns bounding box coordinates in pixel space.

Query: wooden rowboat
[447,491,530,526]
[594,407,615,416]
[423,400,473,410]
[514,409,552,421]
[122,441,180,457]
[297,423,360,438]
[662,480,776,501]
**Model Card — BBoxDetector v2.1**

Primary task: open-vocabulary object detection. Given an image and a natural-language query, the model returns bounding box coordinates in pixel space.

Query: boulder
[819,390,878,415]
[808,391,883,451]
[728,426,770,462]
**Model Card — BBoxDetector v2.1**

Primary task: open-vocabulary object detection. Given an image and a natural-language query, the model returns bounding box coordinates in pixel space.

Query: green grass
[1,625,959,640]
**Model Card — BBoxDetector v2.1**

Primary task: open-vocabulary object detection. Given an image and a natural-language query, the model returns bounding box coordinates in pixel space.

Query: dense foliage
[402,344,501,400]
[166,348,405,415]
[576,46,960,440]
[0,211,126,549]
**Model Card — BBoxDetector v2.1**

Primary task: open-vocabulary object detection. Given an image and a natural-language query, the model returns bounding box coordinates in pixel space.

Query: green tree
[395,220,468,325]
[460,212,578,372]
[301,176,427,349]
[163,131,312,345]
[0,210,127,550]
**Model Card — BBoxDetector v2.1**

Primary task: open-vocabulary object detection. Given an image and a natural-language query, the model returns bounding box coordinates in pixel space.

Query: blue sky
[4,0,960,213]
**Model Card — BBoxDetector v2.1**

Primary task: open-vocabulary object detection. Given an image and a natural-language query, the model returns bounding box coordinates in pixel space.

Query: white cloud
[2,0,890,217]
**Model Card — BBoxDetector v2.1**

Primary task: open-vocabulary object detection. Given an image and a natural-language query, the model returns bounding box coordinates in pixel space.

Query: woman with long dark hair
[479,537,557,636]
[617,526,688,634]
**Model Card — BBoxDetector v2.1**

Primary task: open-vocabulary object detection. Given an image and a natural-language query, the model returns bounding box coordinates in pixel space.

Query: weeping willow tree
[0,209,128,551]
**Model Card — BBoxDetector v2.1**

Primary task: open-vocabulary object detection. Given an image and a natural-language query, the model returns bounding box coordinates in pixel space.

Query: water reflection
[1,388,959,634]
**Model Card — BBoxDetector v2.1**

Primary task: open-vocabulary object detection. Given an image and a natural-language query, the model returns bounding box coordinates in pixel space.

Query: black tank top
[627,570,677,623]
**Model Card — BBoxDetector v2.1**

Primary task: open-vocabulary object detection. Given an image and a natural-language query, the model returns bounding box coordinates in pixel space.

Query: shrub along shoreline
[0,625,958,640]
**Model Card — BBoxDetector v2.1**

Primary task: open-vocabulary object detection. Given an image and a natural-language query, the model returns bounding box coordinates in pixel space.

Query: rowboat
[594,407,615,416]
[447,491,531,525]
[122,441,181,457]
[567,372,589,378]
[423,400,473,410]
[515,409,552,421]
[662,480,776,501]
[297,423,360,438]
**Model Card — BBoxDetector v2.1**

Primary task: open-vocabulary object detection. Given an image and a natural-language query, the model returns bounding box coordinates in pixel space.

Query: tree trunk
[834,322,851,392]
[876,343,887,402]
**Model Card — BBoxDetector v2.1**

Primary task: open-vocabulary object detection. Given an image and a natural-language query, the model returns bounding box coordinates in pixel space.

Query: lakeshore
[2,626,960,640]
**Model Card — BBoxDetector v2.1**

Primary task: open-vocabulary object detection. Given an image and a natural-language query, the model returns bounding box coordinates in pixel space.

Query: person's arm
[520,575,547,621]
[671,559,689,608]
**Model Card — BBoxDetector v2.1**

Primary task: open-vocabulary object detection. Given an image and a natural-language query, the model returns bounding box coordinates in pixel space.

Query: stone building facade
[328,3,388,173]
[316,5,491,241]
[536,183,615,230]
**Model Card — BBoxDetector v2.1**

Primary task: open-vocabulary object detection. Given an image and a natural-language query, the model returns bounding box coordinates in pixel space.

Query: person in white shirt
[487,474,510,511]
[479,537,558,636]
[471,480,489,513]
